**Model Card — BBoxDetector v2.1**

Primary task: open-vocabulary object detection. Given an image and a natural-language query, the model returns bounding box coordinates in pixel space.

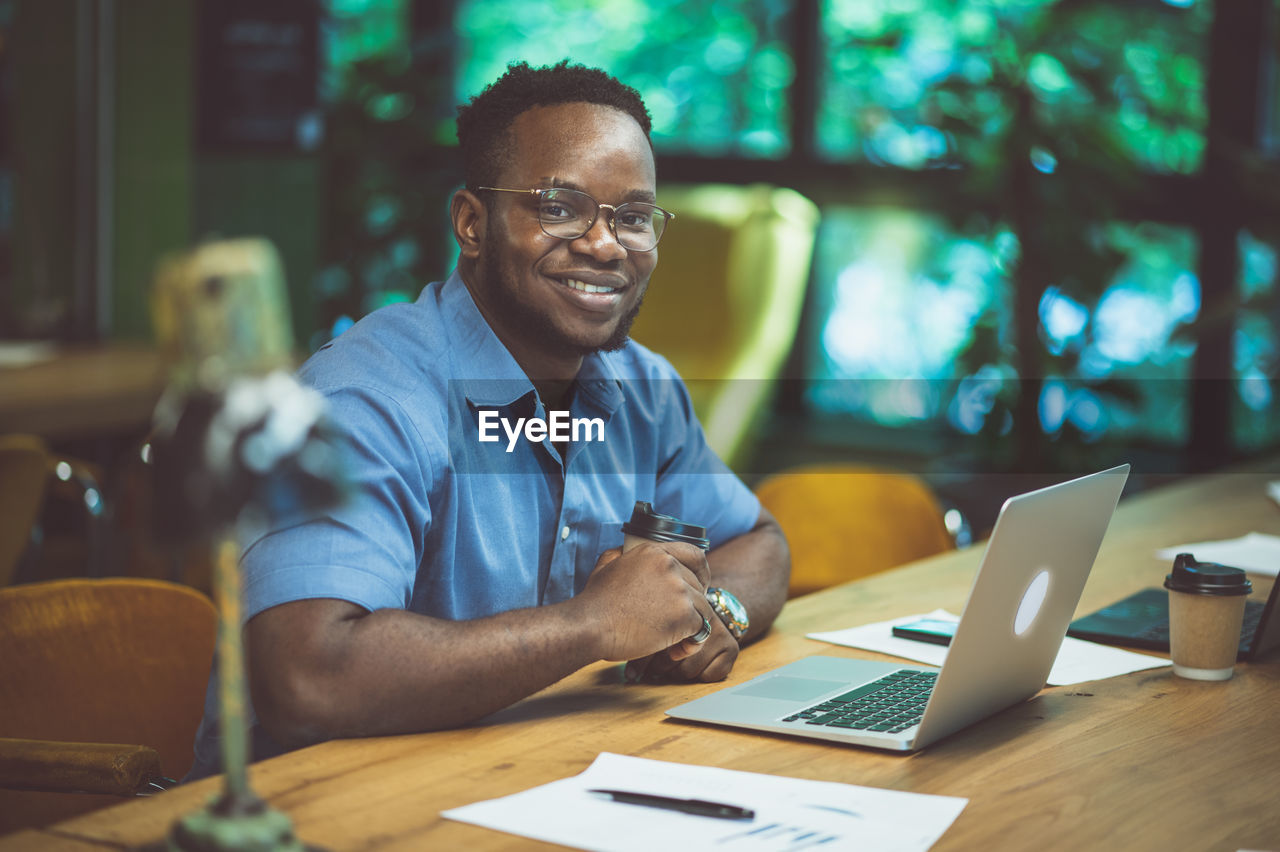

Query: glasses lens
[537,189,595,239]
[535,188,670,251]
[613,203,668,252]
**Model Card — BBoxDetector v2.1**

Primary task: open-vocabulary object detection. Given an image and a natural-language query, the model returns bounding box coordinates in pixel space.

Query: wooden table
[3,470,1278,851]
[0,343,166,442]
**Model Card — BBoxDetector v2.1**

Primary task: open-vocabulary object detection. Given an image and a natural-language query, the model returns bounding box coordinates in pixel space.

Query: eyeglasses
[477,186,674,252]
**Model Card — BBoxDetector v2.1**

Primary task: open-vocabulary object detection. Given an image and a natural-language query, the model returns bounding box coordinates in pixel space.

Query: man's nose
[571,210,628,262]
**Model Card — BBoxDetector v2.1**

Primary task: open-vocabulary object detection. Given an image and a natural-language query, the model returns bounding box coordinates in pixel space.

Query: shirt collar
[441,270,536,409]
[441,269,624,416]
[574,348,625,415]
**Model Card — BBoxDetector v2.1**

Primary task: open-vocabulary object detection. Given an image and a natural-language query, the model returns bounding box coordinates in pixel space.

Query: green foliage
[314,10,458,346]
[455,0,793,156]
[819,0,1207,174]
[817,0,1214,467]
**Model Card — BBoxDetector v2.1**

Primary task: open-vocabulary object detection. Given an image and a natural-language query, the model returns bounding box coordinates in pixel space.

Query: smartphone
[891,618,957,646]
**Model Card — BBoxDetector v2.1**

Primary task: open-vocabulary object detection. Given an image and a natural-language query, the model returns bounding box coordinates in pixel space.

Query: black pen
[588,788,755,820]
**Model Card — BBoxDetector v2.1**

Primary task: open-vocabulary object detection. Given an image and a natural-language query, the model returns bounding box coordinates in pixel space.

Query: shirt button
[561,525,570,541]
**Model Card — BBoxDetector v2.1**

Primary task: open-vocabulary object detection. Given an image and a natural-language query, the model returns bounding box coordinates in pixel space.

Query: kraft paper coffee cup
[1164,553,1252,681]
[620,501,709,553]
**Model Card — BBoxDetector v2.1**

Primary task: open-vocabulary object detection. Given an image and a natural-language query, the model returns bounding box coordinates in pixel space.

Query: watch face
[708,587,748,638]
[721,589,748,625]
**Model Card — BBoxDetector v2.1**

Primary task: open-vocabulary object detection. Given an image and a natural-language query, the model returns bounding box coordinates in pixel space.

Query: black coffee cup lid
[621,501,709,550]
[1163,553,1253,596]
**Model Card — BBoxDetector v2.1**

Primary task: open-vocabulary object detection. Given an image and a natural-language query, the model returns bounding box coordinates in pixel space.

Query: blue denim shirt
[187,270,760,778]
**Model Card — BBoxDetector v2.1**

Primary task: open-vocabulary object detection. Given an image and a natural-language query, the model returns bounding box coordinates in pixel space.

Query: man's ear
[451,189,486,260]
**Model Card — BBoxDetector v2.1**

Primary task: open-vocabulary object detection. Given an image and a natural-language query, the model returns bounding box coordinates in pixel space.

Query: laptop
[667,464,1131,752]
[1068,577,1280,662]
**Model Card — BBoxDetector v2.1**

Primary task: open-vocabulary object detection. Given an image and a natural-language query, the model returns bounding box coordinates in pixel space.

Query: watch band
[705,586,748,640]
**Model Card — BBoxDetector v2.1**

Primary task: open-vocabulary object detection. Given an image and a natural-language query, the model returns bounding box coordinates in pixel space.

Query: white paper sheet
[1156,532,1280,577]
[806,609,1171,686]
[1268,481,1280,509]
[443,752,967,852]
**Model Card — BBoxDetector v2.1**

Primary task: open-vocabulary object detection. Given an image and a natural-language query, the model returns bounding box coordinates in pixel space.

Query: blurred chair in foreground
[631,183,818,470]
[0,577,217,834]
[755,464,956,598]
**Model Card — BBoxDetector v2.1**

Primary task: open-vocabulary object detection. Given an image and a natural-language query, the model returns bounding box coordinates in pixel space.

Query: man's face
[468,102,659,375]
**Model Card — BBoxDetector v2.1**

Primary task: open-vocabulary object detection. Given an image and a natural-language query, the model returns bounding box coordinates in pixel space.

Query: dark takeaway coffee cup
[1164,553,1252,681]
[620,501,710,553]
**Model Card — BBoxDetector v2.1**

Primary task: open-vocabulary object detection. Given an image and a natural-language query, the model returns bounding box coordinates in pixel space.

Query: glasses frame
[476,186,674,252]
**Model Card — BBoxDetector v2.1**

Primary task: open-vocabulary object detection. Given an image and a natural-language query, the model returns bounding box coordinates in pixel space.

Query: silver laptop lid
[912,463,1130,748]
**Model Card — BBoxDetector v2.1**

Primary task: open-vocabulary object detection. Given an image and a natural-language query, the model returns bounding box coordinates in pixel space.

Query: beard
[597,290,644,353]
[477,231,646,359]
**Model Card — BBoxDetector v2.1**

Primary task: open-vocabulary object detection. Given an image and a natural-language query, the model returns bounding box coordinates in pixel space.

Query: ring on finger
[689,615,712,644]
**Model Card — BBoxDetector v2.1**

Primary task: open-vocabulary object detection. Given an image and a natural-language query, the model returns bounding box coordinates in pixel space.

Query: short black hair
[455,60,653,191]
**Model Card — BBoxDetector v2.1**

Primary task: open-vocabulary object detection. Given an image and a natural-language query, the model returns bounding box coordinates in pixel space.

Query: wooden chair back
[0,578,217,832]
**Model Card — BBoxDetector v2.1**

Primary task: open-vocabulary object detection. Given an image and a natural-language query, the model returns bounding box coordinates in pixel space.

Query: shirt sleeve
[239,383,437,620]
[646,364,762,549]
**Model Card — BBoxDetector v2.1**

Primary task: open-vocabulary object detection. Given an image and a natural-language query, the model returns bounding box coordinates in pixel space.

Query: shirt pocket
[575,517,626,595]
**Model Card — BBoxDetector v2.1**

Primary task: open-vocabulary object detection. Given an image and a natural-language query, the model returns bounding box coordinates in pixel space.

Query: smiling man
[187,61,789,778]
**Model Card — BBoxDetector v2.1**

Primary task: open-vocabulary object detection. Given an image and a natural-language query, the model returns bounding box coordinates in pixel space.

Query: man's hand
[623,618,738,683]
[617,507,791,685]
[574,542,715,663]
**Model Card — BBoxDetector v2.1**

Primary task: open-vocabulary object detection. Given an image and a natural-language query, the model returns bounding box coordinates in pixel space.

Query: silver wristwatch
[705,586,748,640]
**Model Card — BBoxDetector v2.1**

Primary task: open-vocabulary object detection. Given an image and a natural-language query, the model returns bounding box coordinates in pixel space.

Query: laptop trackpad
[737,676,848,702]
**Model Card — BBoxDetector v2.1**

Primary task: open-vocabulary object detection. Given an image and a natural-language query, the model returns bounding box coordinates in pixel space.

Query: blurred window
[809,211,1198,450]
[322,0,409,97]
[807,208,1012,426]
[1236,228,1280,450]
[805,0,1215,464]
[454,0,794,157]
[818,0,1208,174]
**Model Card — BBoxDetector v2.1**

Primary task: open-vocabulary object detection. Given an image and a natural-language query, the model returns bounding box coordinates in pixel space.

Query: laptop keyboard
[782,670,937,734]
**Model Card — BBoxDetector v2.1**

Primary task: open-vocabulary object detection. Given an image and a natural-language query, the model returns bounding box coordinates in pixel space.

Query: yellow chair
[0,435,53,587]
[0,578,217,834]
[755,464,955,598]
[632,183,819,470]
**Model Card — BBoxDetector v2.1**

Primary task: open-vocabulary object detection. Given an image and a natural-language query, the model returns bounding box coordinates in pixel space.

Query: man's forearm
[248,540,717,748]
[249,597,602,748]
